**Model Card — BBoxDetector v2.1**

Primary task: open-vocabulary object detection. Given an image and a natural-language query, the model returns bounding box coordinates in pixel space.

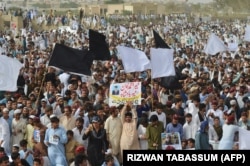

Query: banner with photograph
[109,82,141,106]
[161,132,182,150]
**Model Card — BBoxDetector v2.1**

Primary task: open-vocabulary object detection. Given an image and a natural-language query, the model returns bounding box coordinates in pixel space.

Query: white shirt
[193,113,206,131]
[137,124,148,150]
[183,120,197,140]
[40,114,50,127]
[0,117,10,155]
[208,125,219,141]
[72,127,88,148]
[206,109,223,126]
[159,91,168,105]
[185,102,199,118]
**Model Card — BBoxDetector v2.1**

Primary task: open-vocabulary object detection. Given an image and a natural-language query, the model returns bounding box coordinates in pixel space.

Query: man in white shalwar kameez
[183,113,197,140]
[218,115,239,150]
[0,112,11,155]
[11,109,26,147]
[104,106,122,162]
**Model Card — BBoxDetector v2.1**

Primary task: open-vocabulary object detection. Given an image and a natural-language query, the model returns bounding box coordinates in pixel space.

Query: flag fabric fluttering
[150,48,175,79]
[89,29,111,61]
[160,75,183,90]
[204,33,228,55]
[0,55,23,91]
[153,30,171,49]
[117,46,151,73]
[152,29,183,90]
[244,25,250,42]
[48,43,93,76]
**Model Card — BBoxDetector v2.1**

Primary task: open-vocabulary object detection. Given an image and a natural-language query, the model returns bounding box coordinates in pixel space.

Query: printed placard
[109,82,141,106]
[33,130,40,143]
[161,132,182,150]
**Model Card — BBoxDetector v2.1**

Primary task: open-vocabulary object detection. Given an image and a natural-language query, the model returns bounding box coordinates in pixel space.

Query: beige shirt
[104,116,122,155]
[60,115,76,131]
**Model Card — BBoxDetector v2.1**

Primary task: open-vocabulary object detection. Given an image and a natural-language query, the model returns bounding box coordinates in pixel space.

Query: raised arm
[131,106,138,126]
[120,104,127,124]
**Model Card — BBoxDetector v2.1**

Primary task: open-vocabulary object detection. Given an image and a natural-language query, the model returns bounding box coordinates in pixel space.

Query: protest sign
[109,82,141,106]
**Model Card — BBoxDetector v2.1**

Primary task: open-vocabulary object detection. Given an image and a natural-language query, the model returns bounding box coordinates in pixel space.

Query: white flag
[0,55,23,91]
[150,48,176,79]
[239,128,250,149]
[120,25,128,33]
[244,25,250,42]
[204,33,228,55]
[228,42,238,52]
[117,46,151,73]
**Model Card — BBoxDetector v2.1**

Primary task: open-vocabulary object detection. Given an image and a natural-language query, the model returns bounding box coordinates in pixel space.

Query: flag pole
[151,77,154,112]
[149,69,154,113]
[34,45,56,110]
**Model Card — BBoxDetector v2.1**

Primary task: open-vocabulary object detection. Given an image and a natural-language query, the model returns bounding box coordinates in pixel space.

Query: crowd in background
[0,7,250,166]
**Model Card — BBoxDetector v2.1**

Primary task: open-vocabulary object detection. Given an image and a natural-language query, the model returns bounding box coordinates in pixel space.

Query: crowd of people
[0,7,250,166]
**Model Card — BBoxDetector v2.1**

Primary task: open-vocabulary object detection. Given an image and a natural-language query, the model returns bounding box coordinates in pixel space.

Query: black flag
[153,30,171,49]
[48,43,93,76]
[160,68,187,90]
[89,29,111,61]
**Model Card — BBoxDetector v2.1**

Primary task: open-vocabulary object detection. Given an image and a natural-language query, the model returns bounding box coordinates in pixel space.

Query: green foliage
[60,2,78,8]
[32,3,51,8]
[8,7,22,11]
[105,0,124,4]
[122,10,132,15]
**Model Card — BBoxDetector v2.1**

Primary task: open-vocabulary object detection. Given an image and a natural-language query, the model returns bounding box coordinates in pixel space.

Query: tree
[105,0,124,4]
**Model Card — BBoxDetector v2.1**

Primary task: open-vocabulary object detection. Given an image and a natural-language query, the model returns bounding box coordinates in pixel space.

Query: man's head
[156,103,164,115]
[109,106,119,117]
[150,115,158,126]
[172,114,179,125]
[213,116,220,126]
[12,145,19,153]
[14,109,21,119]
[211,100,218,110]
[185,113,192,123]
[66,130,74,140]
[45,105,53,116]
[11,152,21,164]
[199,103,206,116]
[125,112,132,122]
[0,155,9,166]
[241,112,248,123]
[33,158,42,166]
[75,117,84,129]
[2,108,9,119]
[187,138,195,148]
[104,154,114,166]
[74,154,89,166]
[64,105,72,117]
[50,117,60,129]
[19,139,28,150]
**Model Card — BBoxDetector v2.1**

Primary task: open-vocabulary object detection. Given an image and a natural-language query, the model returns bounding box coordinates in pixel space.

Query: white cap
[105,148,112,155]
[57,97,63,101]
[41,98,46,102]
[230,100,237,105]
[29,115,36,119]
[2,108,9,113]
[14,109,22,115]
[13,144,19,148]
[50,114,56,119]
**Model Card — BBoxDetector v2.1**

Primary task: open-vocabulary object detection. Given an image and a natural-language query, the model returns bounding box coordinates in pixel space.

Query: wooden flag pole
[34,45,55,109]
